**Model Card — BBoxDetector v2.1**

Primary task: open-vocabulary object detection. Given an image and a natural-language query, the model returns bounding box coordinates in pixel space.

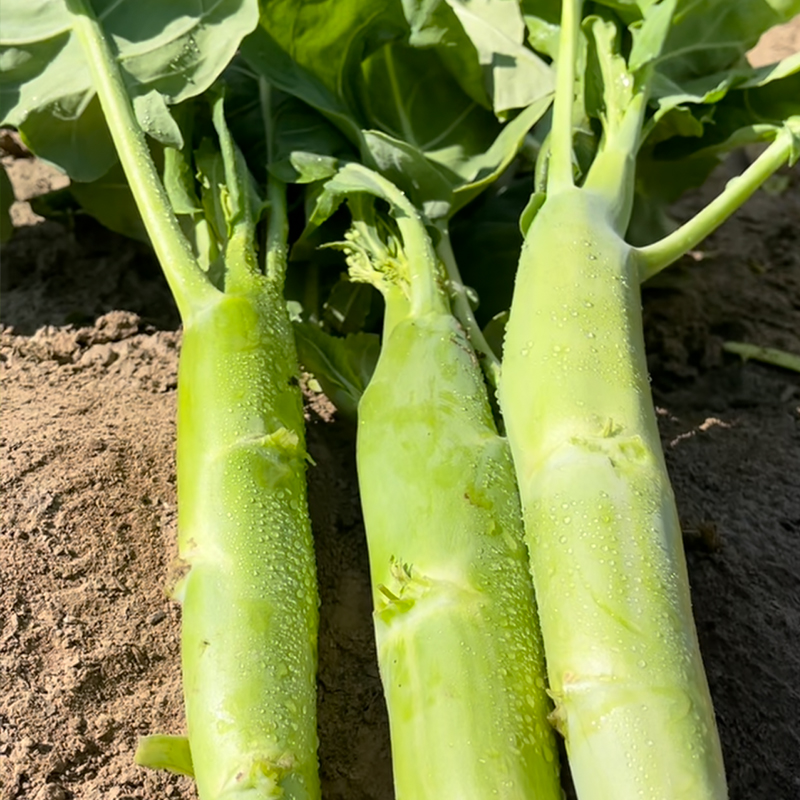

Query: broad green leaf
[635,121,784,215]
[645,105,709,146]
[358,41,552,214]
[222,57,355,186]
[268,92,354,184]
[448,94,553,212]
[654,0,800,88]
[735,64,800,123]
[358,42,495,157]
[584,1,800,147]
[741,50,800,86]
[523,16,560,59]
[630,58,800,243]
[521,0,561,58]
[245,0,406,141]
[401,0,491,107]
[309,163,413,231]
[358,41,506,191]
[293,323,380,417]
[360,129,455,220]
[132,90,183,150]
[322,277,377,334]
[238,24,363,145]
[98,1,258,105]
[0,0,71,43]
[402,0,457,46]
[0,28,90,126]
[443,0,554,113]
[277,151,342,186]
[18,92,116,182]
[257,0,406,103]
[649,71,741,124]
[628,0,677,73]
[69,159,149,241]
[647,53,800,156]
[519,0,561,23]
[583,16,633,134]
[649,51,800,133]
[243,7,551,224]
[0,0,259,177]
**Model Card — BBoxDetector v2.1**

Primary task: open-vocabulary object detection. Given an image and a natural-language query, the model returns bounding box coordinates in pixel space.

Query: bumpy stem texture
[177,285,319,800]
[500,188,727,800]
[67,4,320,797]
[357,302,561,800]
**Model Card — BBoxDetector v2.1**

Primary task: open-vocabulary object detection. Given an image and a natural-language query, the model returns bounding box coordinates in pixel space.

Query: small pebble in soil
[94,713,115,742]
[34,784,66,800]
[46,755,68,775]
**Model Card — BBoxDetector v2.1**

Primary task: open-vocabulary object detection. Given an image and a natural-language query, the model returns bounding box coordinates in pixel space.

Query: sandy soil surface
[2,20,799,800]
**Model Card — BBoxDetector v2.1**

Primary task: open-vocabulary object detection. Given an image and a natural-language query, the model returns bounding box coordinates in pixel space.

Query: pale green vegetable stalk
[503,183,727,799]
[63,2,320,797]
[174,183,319,799]
[313,165,561,799]
[499,1,799,798]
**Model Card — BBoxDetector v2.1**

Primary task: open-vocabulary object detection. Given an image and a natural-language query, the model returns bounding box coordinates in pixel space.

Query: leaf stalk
[65,0,213,319]
[548,0,583,193]
[636,128,795,281]
[434,222,501,388]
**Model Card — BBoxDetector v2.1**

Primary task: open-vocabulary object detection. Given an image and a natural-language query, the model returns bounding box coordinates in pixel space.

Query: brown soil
[2,24,799,800]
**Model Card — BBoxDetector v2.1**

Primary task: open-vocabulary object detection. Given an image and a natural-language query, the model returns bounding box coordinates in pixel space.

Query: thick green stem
[395,211,447,317]
[548,0,583,192]
[177,288,319,800]
[346,173,561,796]
[434,222,501,388]
[65,0,213,320]
[583,91,649,234]
[68,7,320,796]
[381,284,412,340]
[636,130,794,280]
[358,301,561,800]
[500,188,727,800]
